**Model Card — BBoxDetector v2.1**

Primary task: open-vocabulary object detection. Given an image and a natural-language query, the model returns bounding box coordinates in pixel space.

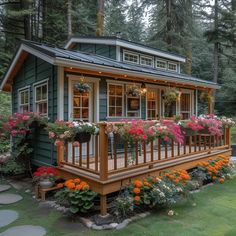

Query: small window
[108,84,124,117]
[156,59,167,69]
[123,51,139,64]
[168,62,178,72]
[19,88,30,113]
[34,82,48,116]
[147,89,158,120]
[140,55,153,67]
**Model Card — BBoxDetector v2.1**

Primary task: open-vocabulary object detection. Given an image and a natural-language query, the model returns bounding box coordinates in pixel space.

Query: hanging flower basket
[74,132,91,143]
[74,79,91,93]
[200,91,214,103]
[162,88,181,105]
[126,85,141,97]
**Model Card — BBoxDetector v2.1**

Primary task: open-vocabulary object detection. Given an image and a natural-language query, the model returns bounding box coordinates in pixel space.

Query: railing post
[57,145,64,166]
[225,127,231,148]
[99,123,109,181]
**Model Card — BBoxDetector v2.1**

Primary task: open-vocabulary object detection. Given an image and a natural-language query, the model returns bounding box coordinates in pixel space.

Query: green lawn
[1,176,236,236]
[231,127,236,144]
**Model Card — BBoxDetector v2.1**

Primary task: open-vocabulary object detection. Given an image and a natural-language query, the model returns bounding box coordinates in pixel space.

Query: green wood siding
[74,43,116,60]
[12,54,58,166]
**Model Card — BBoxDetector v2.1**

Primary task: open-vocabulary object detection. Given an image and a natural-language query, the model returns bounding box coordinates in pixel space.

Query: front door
[68,79,95,159]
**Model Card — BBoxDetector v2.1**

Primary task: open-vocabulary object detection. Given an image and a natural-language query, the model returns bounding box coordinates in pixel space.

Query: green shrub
[1,157,26,175]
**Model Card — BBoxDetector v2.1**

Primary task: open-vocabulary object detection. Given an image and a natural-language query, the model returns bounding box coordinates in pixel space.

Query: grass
[231,126,236,144]
[1,178,236,236]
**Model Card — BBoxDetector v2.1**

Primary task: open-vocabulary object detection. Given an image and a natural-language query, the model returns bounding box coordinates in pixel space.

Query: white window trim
[168,62,178,72]
[123,49,139,64]
[18,86,30,112]
[156,58,167,70]
[107,82,124,118]
[140,54,154,67]
[33,81,48,116]
[125,83,141,118]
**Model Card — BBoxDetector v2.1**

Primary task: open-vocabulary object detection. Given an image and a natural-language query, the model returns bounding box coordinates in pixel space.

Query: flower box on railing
[74,132,91,143]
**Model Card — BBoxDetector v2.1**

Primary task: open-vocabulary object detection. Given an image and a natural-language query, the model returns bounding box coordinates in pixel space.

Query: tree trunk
[166,0,172,48]
[21,0,31,40]
[67,0,72,38]
[96,0,104,36]
[212,0,219,111]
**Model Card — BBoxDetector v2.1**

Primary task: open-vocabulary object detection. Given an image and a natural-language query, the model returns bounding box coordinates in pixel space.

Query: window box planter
[74,132,91,143]
[181,127,198,136]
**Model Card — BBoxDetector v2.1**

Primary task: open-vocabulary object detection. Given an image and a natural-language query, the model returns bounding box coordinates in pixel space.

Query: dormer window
[140,55,153,67]
[168,62,178,72]
[123,50,139,64]
[156,59,167,70]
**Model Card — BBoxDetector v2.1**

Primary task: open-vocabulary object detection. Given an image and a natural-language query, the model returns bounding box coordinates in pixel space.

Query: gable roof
[64,36,186,63]
[0,40,220,91]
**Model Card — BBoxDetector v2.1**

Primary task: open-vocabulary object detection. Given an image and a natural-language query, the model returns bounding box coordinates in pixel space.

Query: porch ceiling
[0,40,220,91]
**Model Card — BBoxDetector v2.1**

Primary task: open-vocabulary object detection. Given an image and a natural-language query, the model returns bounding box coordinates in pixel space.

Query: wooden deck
[56,123,232,215]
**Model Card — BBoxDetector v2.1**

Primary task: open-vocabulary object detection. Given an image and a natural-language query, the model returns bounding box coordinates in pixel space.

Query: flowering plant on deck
[72,121,99,135]
[198,114,223,136]
[180,116,204,132]
[220,116,235,128]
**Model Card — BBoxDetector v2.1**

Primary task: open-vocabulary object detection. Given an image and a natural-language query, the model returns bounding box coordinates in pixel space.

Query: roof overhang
[0,42,220,91]
[64,37,186,63]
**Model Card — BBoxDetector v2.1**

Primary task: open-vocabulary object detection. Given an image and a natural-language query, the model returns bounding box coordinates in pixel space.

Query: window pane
[42,85,47,100]
[82,109,89,119]
[116,107,122,116]
[36,87,41,101]
[73,108,80,119]
[115,86,123,96]
[156,60,166,69]
[109,85,115,95]
[73,97,80,107]
[116,97,122,106]
[108,84,123,117]
[141,57,153,66]
[109,107,116,117]
[168,63,177,71]
[24,91,29,103]
[82,97,89,107]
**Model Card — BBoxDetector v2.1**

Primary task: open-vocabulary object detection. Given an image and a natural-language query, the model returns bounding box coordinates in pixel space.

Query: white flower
[168,210,174,216]
[160,192,165,198]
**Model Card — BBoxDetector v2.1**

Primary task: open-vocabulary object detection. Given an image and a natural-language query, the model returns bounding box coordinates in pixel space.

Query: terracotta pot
[74,132,91,143]
[39,178,54,189]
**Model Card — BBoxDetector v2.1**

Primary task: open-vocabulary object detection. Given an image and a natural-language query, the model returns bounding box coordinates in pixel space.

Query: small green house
[0,36,219,167]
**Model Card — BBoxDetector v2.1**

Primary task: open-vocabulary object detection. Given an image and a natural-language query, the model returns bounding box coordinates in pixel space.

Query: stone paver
[0,185,11,193]
[0,210,18,228]
[0,193,22,204]
[0,225,46,236]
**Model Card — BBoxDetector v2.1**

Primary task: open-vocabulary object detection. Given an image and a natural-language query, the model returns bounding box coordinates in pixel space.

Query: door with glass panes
[69,80,94,159]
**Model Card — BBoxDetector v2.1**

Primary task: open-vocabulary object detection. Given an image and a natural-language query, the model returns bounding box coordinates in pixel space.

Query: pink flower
[11,130,18,137]
[49,131,55,138]
[72,141,80,147]
[59,134,65,139]
[164,136,169,142]
[22,115,30,121]
[54,140,63,146]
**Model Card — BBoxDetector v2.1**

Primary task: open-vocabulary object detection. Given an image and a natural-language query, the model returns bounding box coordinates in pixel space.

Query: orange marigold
[212,176,217,181]
[75,184,83,190]
[134,195,141,202]
[134,180,143,188]
[67,182,76,190]
[82,184,89,190]
[133,187,141,194]
[74,178,81,183]
[219,178,225,184]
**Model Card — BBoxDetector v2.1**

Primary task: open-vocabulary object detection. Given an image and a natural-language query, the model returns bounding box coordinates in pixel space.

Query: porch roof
[0,40,220,91]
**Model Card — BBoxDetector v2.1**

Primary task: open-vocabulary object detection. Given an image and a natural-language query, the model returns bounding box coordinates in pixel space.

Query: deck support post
[99,123,108,181]
[100,194,107,216]
[57,145,64,166]
[225,128,231,148]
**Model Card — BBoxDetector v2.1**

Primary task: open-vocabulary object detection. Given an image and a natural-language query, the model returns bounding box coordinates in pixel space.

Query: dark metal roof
[65,35,186,60]
[22,40,218,87]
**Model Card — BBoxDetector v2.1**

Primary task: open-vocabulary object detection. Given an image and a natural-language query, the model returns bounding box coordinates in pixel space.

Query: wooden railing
[57,122,231,181]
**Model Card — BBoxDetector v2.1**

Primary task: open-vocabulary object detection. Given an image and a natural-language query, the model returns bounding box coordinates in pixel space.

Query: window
[168,62,178,72]
[19,88,30,112]
[126,85,141,117]
[108,84,124,117]
[123,51,139,64]
[34,82,48,116]
[140,55,153,67]
[156,59,167,69]
[147,89,158,120]
[180,93,192,119]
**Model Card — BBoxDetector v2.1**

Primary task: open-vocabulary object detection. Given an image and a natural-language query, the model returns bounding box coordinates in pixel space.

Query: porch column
[208,89,214,114]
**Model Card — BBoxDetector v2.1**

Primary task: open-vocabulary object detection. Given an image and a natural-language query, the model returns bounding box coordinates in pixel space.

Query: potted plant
[180,116,204,136]
[126,84,141,97]
[33,166,58,189]
[200,91,214,103]
[74,78,91,93]
[73,121,99,143]
[162,88,181,105]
